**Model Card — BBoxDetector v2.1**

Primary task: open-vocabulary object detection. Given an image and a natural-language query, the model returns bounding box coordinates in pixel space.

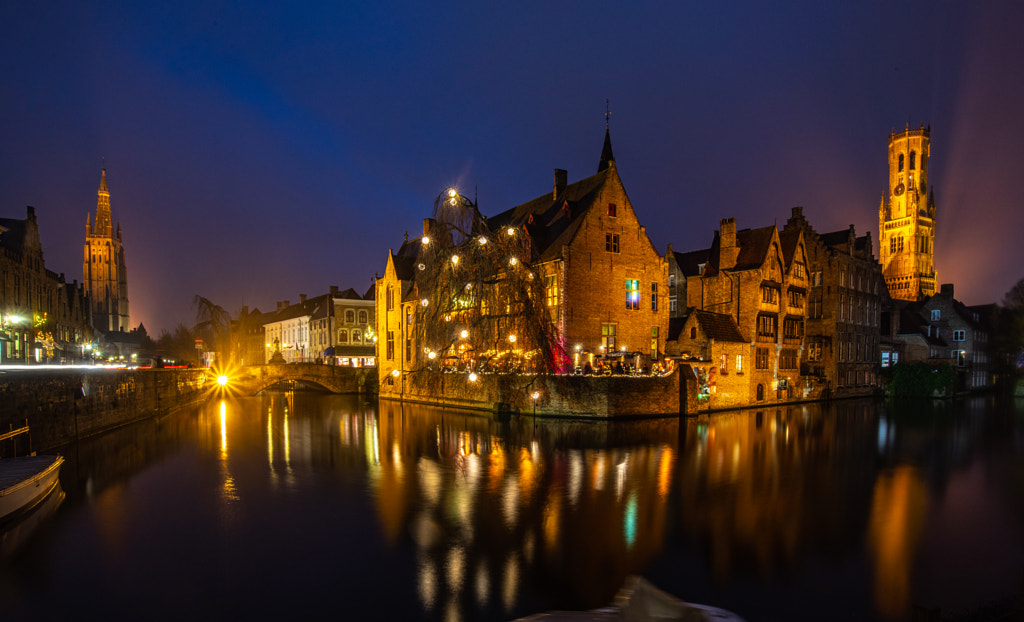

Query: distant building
[231,306,266,366]
[84,169,130,333]
[895,284,994,391]
[1,206,92,363]
[263,295,320,364]
[879,125,936,301]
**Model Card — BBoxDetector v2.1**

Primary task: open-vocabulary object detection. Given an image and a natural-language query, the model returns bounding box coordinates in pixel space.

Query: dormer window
[608,203,617,217]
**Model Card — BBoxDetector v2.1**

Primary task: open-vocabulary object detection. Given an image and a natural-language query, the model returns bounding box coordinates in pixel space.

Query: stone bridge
[231,363,378,395]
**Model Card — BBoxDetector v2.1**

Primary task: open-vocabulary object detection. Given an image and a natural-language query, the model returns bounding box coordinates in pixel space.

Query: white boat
[514,575,746,621]
[0,454,64,522]
[0,422,64,522]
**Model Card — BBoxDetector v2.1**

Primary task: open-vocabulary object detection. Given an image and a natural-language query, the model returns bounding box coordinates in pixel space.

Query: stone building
[782,207,885,396]
[879,124,936,301]
[672,216,810,406]
[311,285,375,366]
[376,128,669,396]
[909,284,993,391]
[231,306,266,366]
[1,206,92,363]
[263,295,323,364]
[84,169,130,333]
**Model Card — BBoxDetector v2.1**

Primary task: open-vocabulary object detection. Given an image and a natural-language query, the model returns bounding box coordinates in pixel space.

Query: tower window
[909,151,916,170]
[898,154,904,172]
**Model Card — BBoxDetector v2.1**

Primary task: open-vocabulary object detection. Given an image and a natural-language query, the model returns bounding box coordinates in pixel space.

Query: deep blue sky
[3,1,1023,334]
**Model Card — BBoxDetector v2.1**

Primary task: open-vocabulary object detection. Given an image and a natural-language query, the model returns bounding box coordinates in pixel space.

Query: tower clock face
[894,183,905,196]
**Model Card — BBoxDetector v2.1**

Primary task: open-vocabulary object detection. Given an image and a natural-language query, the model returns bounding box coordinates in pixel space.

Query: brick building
[376,128,669,396]
[671,216,810,406]
[1,205,92,363]
[782,207,885,396]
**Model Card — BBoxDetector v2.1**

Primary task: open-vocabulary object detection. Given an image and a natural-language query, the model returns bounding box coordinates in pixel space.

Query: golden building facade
[878,125,936,301]
[83,169,130,333]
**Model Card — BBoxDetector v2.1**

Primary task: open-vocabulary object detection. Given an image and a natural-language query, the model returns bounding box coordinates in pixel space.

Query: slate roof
[673,248,711,277]
[693,309,747,343]
[487,167,613,264]
[734,226,776,271]
[778,228,801,267]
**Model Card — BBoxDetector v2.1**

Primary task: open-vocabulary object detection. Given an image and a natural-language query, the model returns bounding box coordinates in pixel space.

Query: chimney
[330,285,338,296]
[553,169,567,201]
[719,218,739,270]
[277,301,283,311]
[940,283,954,298]
[299,294,307,304]
[791,206,803,220]
[283,300,290,309]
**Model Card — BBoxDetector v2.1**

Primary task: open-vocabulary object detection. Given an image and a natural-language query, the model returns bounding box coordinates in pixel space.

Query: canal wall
[382,366,699,418]
[0,368,210,452]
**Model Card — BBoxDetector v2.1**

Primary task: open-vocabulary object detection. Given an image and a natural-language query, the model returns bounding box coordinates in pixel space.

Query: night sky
[3,1,1023,334]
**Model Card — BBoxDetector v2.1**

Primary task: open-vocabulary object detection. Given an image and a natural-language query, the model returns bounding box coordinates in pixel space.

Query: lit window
[601,324,616,350]
[546,275,558,307]
[626,279,640,310]
[651,283,658,311]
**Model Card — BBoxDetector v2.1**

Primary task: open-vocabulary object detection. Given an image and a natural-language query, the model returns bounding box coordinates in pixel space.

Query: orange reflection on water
[867,465,927,620]
[657,446,674,499]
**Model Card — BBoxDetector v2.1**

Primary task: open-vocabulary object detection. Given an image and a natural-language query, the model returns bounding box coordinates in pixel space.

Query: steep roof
[778,228,801,267]
[734,226,776,271]
[673,248,712,277]
[693,309,747,343]
[487,166,614,264]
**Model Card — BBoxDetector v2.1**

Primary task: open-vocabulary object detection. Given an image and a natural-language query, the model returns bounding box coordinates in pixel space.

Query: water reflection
[1,394,1022,621]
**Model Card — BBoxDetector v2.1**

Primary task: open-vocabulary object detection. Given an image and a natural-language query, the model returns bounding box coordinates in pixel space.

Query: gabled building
[672,216,810,405]
[376,128,669,396]
[782,207,885,396]
[919,284,993,391]
[670,308,749,407]
[263,294,327,364]
[1,205,92,363]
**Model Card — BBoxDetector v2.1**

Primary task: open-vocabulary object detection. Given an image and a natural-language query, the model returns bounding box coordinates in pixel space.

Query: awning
[324,346,335,356]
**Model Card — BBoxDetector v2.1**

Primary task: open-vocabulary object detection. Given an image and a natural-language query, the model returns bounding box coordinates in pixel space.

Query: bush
[884,362,955,398]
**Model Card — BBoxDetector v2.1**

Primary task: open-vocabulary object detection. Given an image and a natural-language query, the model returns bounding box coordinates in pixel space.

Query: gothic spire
[597,100,616,172]
[94,167,113,237]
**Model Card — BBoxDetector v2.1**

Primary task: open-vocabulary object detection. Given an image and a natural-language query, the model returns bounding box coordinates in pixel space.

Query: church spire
[94,167,112,237]
[598,101,615,172]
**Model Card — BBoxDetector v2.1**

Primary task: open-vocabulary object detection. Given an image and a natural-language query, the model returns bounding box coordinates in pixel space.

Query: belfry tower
[879,124,936,301]
[83,169,130,333]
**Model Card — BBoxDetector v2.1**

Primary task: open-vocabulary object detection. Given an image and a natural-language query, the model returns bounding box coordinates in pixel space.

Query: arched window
[345,310,355,323]
[898,154,904,172]
[909,151,916,170]
[756,384,765,401]
[338,330,348,344]
[358,310,368,324]
[352,330,361,343]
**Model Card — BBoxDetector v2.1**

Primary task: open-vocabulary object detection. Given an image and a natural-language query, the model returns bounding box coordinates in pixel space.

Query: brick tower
[83,168,130,333]
[879,124,936,301]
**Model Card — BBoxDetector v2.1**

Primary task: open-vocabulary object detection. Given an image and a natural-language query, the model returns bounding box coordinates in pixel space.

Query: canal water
[0,392,1021,621]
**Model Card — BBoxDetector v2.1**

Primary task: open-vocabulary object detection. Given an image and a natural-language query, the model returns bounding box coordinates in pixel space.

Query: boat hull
[0,455,64,522]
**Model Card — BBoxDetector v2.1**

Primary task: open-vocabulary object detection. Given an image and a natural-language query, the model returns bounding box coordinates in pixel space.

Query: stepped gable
[487,167,612,264]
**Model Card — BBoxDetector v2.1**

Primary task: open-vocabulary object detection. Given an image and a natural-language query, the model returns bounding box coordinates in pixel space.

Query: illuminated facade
[879,125,936,301]
[83,169,130,333]
[376,129,669,399]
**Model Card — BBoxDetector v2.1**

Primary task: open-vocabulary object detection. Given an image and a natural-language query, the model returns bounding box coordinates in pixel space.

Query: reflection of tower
[83,169,130,332]
[879,125,936,301]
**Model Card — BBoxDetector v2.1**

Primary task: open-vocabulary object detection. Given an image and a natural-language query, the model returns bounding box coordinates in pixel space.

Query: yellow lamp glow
[468,372,478,382]
[391,369,400,377]
[217,375,229,386]
[460,330,469,339]
[422,236,430,245]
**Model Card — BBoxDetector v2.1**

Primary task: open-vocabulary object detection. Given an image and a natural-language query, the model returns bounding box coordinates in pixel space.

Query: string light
[391,369,400,377]
[508,335,517,343]
[451,255,460,265]
[421,298,429,306]
[506,228,515,236]
[468,372,478,382]
[460,330,469,339]
[509,257,518,266]
[478,236,488,245]
[422,236,430,245]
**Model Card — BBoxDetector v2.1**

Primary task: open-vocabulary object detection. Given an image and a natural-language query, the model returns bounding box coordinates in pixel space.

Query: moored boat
[0,454,65,522]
